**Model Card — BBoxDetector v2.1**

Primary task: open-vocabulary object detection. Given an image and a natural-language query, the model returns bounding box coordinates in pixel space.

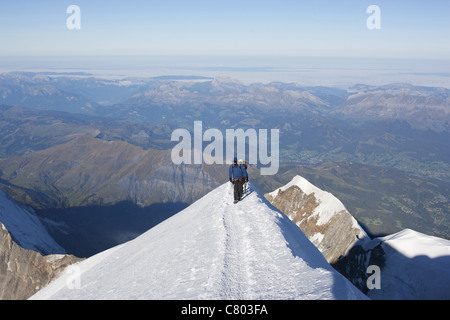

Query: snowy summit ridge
[266,175,369,264]
[31,183,367,300]
[268,175,356,226]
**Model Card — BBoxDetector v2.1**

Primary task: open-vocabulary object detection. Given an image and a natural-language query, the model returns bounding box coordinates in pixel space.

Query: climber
[238,159,249,194]
[229,157,248,203]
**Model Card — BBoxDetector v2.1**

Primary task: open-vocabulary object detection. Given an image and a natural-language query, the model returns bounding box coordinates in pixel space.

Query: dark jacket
[229,163,248,180]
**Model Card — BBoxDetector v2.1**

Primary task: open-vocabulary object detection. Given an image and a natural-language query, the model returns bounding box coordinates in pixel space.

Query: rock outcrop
[0,222,81,300]
[265,175,369,264]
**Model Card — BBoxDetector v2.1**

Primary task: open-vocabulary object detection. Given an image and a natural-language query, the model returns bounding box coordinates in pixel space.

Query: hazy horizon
[1,55,449,88]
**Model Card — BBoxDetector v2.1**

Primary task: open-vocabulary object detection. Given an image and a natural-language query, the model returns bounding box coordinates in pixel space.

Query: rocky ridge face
[0,222,81,300]
[265,175,369,264]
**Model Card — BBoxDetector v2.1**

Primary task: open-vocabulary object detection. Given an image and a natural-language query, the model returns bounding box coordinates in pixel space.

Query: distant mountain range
[335,83,450,132]
[2,72,449,133]
[1,72,448,183]
[0,71,448,255]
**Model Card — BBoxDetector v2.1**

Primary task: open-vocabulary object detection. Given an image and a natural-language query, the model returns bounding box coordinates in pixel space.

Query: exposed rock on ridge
[265,175,369,264]
[0,222,81,300]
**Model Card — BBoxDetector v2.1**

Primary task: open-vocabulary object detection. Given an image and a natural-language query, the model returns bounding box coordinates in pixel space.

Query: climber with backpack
[239,159,249,194]
[229,157,248,203]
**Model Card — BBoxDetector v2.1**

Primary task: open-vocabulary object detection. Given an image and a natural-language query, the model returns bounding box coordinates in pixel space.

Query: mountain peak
[30,183,367,300]
[265,175,369,264]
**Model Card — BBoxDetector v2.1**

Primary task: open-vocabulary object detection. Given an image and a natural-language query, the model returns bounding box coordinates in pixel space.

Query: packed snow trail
[30,183,367,300]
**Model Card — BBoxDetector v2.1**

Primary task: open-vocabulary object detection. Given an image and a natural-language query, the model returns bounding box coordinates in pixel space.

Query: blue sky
[0,0,449,59]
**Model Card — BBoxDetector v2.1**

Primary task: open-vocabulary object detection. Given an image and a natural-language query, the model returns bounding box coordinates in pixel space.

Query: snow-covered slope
[0,190,65,255]
[30,183,367,300]
[366,229,450,300]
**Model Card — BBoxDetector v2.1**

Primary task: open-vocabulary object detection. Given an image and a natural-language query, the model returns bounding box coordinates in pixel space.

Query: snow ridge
[365,229,450,300]
[0,190,66,255]
[30,183,367,300]
[268,175,351,226]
